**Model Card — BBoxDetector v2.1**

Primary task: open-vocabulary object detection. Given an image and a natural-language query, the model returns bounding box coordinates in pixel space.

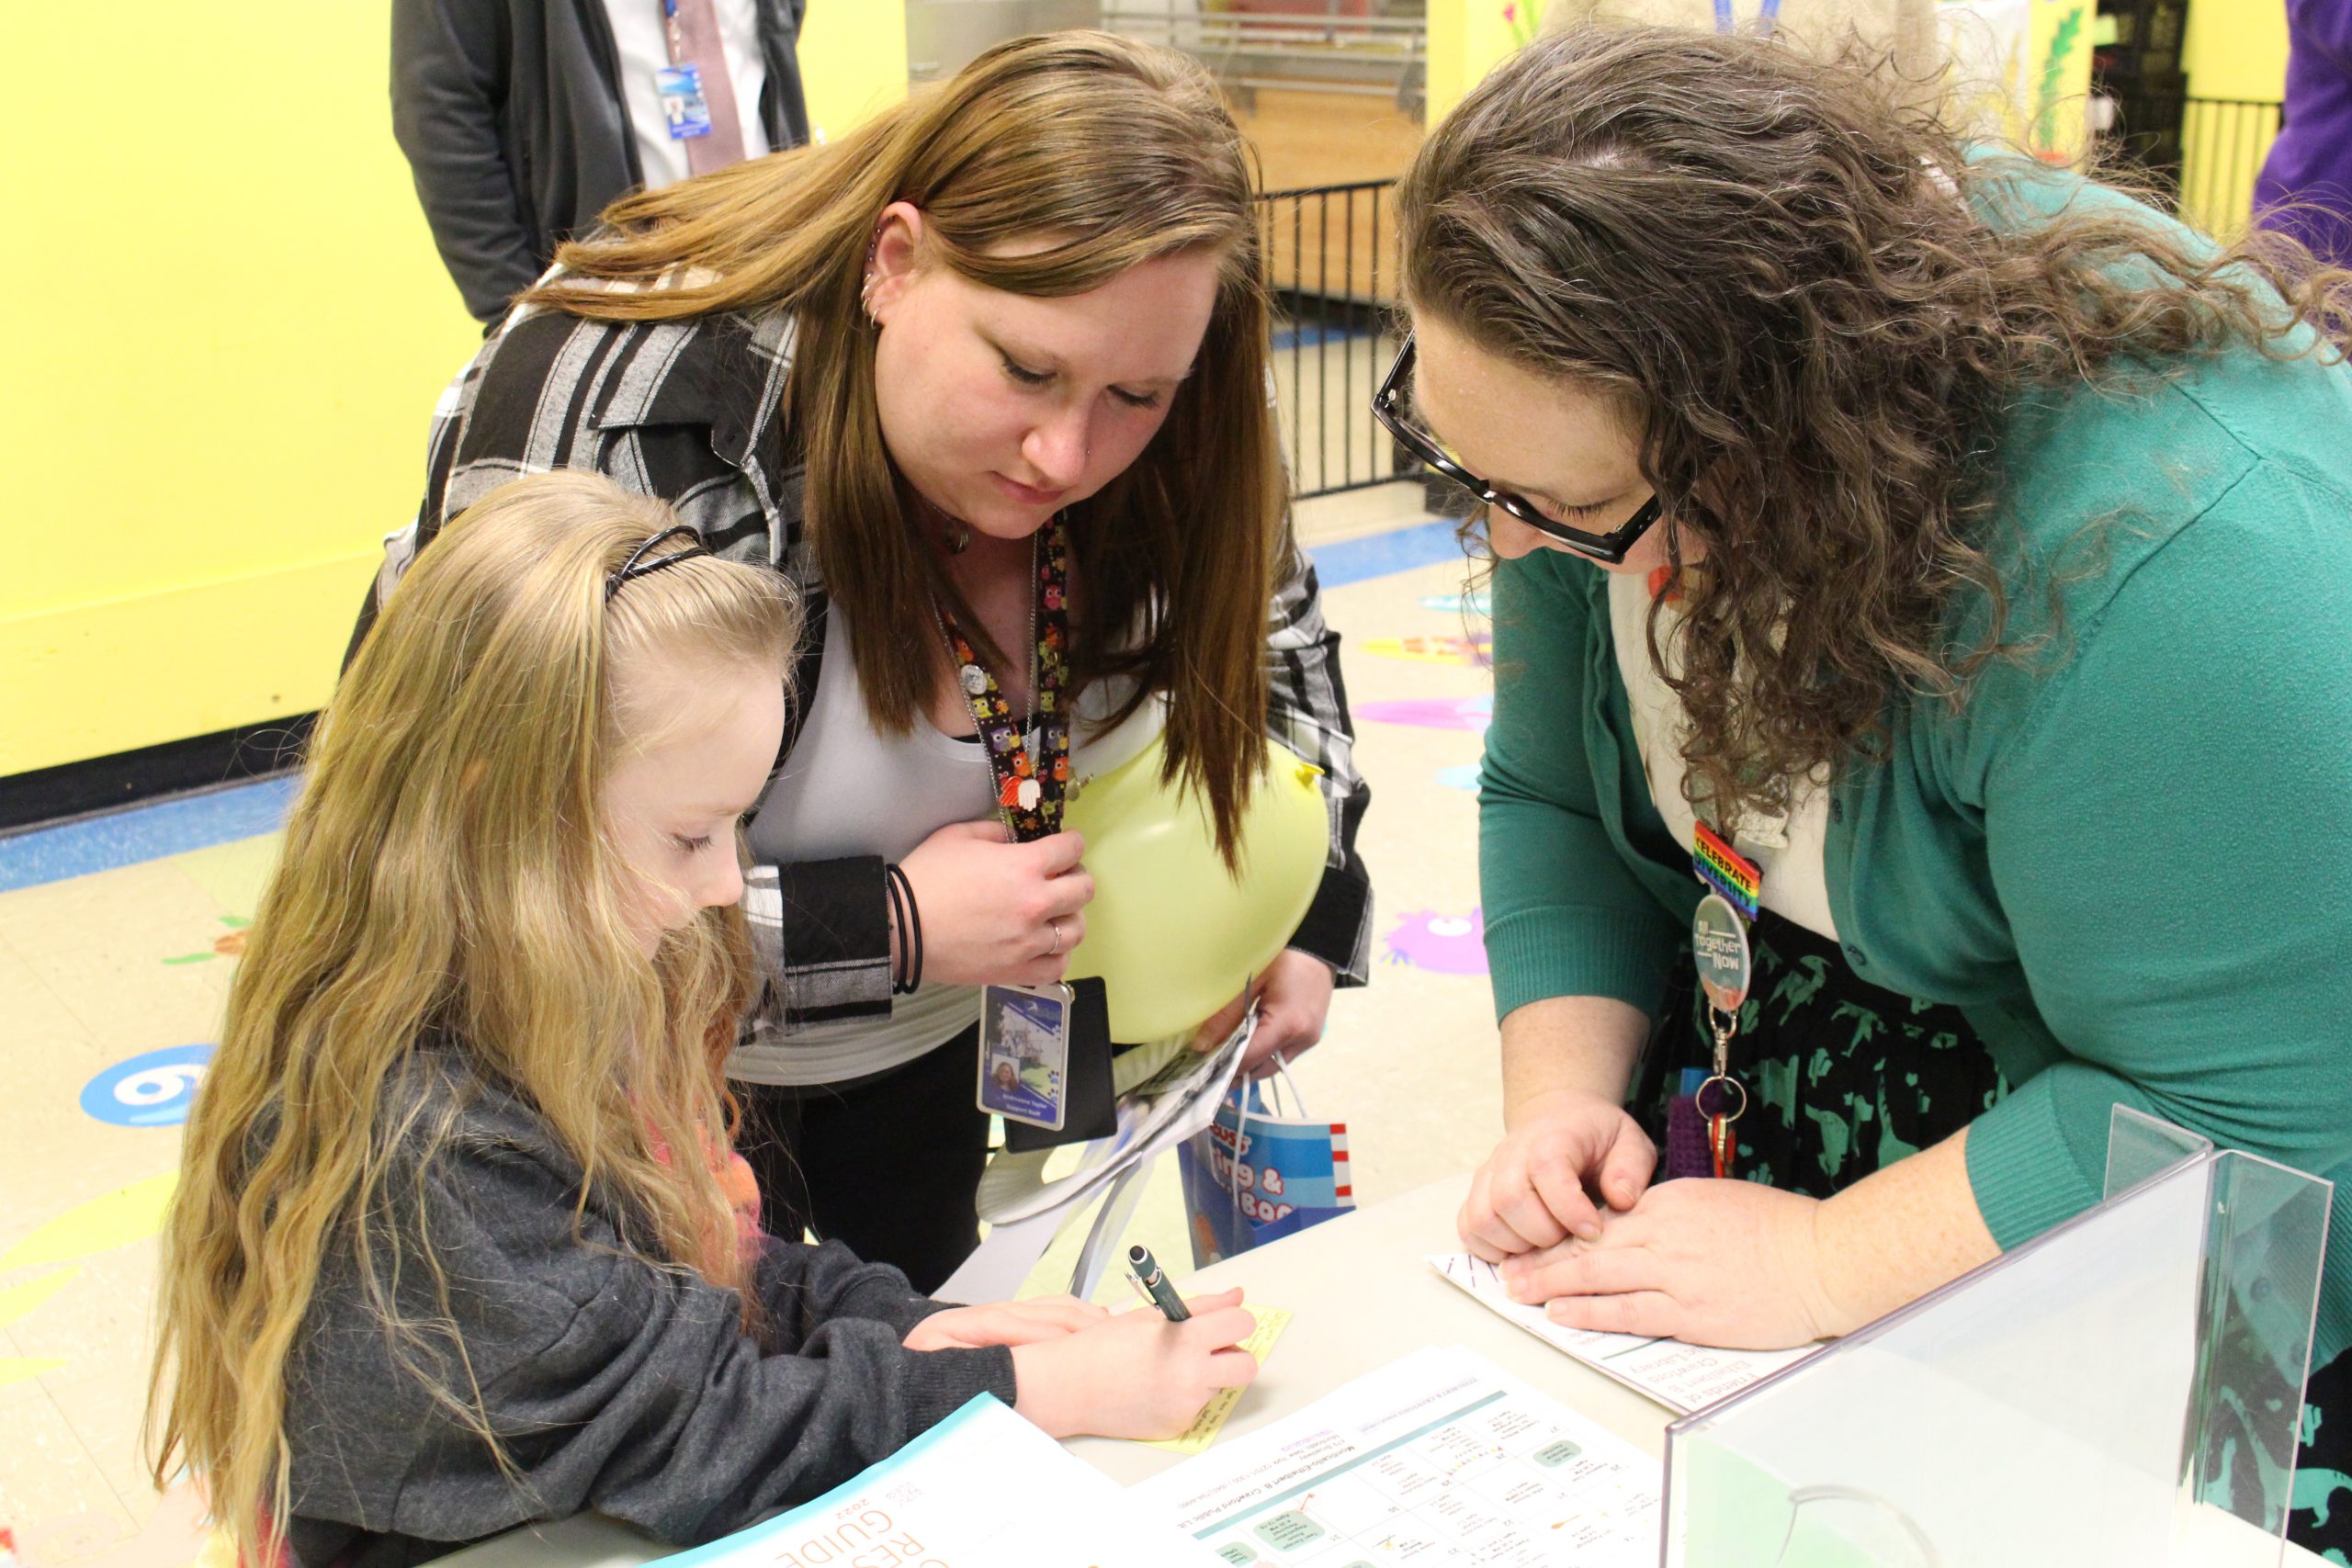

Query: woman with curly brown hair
[1387,24,2352,1544]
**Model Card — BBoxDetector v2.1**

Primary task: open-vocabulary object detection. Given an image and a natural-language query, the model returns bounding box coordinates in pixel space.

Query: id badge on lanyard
[978,982,1073,1131]
[655,64,714,140]
[944,516,1084,1131]
[1679,821,1758,1180]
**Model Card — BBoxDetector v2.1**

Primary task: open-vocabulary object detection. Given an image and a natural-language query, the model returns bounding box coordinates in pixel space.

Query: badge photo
[978,982,1073,1131]
[655,64,714,140]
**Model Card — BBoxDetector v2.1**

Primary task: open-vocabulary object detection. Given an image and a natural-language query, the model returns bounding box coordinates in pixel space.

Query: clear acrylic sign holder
[1661,1107,2332,1566]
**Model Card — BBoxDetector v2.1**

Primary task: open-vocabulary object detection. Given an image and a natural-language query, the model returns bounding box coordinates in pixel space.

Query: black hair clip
[605,525,712,600]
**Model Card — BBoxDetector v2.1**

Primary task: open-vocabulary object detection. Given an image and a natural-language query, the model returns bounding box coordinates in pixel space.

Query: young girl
[152,473,1256,1568]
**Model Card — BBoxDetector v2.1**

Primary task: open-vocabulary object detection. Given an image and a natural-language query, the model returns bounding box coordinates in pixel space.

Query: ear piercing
[861,220,885,325]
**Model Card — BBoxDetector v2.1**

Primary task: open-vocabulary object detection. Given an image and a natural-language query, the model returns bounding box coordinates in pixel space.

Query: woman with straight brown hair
[357,29,1371,1293]
[1386,24,2352,1548]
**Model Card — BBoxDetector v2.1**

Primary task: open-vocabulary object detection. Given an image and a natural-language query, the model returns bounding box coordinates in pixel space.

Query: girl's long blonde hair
[149,473,797,1562]
[527,29,1283,859]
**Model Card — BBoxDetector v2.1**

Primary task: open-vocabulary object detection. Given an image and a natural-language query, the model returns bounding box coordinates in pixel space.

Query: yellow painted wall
[802,3,910,144]
[3,6,478,778]
[2183,0,2288,100]
[1425,0,1528,129]
[2176,3,2289,233]
[2,6,908,782]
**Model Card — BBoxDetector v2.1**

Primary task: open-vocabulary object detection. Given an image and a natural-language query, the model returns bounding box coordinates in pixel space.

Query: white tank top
[730,603,1161,1086]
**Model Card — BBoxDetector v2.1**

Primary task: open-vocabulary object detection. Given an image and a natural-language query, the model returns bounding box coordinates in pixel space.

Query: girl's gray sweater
[279,1049,1014,1568]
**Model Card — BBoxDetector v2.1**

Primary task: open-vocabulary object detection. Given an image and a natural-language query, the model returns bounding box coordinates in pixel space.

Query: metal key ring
[1697,1073,1748,1124]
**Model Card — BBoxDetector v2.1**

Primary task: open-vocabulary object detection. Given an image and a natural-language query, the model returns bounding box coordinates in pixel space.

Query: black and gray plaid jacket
[358,303,1373,1043]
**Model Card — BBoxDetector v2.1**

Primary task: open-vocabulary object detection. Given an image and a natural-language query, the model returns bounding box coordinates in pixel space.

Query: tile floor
[0,483,1501,1567]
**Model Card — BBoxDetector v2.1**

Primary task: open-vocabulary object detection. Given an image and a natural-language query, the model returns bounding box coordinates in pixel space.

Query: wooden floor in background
[1232,86,1421,304]
[1233,85,1423,193]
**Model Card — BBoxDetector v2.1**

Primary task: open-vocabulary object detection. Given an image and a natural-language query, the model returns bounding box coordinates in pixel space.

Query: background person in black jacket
[392,0,810,326]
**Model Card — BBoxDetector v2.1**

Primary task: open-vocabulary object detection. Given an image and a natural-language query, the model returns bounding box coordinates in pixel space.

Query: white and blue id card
[978,981,1070,1131]
[655,64,714,140]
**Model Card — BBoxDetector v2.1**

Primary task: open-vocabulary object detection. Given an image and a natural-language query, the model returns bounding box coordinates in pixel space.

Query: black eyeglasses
[1371,333,1664,565]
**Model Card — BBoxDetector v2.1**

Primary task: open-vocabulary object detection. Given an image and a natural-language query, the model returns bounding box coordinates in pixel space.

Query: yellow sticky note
[1145,1305,1292,1453]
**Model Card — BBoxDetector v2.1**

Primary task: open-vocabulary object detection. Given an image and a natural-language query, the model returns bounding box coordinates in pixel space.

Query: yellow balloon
[1061,737,1328,1042]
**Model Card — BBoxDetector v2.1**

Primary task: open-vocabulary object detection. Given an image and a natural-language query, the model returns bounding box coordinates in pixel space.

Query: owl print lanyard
[933,513,1072,841]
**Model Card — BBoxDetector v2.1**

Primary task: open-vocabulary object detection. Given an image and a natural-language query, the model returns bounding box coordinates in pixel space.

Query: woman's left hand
[1189,949,1337,1079]
[1498,1179,1849,1352]
[903,1293,1111,1352]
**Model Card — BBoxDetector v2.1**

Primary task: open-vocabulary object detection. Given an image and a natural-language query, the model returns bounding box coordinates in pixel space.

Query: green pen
[1125,1243,1192,1322]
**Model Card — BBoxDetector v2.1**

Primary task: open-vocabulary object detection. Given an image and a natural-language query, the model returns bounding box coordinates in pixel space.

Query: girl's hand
[899,821,1093,987]
[1010,1287,1260,1439]
[902,1293,1110,1352]
[1459,1089,1657,1259]
[1189,950,1337,1079]
[1500,1179,1845,1351]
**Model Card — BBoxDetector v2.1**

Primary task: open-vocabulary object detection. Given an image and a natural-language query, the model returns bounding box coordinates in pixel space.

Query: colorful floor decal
[1,1179,185,1538]
[1353,694,1492,732]
[2,1179,189,1551]
[0,1267,80,1387]
[79,1048,215,1129]
[3,1174,180,1272]
[161,918,248,965]
[1360,633,1490,669]
[1436,764,1483,792]
[1307,520,1464,591]
[1382,908,1487,975]
[1418,591,1491,615]
[0,1269,82,1330]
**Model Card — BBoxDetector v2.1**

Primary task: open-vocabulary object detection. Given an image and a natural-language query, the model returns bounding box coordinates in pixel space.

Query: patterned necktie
[665,0,748,176]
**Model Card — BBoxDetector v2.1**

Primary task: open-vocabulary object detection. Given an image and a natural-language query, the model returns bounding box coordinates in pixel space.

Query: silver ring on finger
[1045,918,1066,957]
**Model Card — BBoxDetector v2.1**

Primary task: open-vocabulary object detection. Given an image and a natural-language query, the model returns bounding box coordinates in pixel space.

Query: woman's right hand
[898,820,1094,988]
[1458,1089,1657,1261]
[1009,1288,1259,1439]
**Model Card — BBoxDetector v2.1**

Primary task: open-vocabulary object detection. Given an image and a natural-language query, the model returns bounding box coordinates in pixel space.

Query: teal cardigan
[1479,182,2352,1362]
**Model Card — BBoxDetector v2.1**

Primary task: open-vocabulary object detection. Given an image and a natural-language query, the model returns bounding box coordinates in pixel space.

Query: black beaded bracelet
[885,862,923,995]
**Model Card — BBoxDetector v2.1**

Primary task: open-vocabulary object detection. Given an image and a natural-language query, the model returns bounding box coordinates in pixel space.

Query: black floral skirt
[1629,908,2351,1556]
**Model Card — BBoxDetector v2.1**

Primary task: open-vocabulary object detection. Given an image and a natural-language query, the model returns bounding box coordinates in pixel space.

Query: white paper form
[656,1393,1203,1568]
[1427,1252,1818,1414]
[1132,1344,1661,1566]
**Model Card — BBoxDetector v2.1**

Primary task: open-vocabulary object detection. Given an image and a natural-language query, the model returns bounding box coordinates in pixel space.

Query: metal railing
[1257,179,1414,500]
[2177,97,2284,237]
